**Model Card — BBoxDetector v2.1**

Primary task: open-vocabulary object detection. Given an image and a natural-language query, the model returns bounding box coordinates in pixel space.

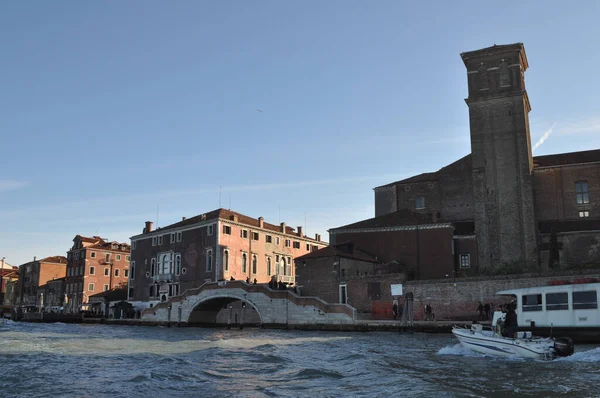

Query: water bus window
[546,292,568,311]
[573,291,598,310]
[522,294,542,312]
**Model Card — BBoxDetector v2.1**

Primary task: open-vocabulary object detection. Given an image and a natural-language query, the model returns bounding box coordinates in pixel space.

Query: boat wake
[437,344,485,357]
[555,347,600,362]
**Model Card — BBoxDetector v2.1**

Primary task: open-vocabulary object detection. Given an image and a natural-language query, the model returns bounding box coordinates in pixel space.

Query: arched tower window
[478,64,488,90]
[267,257,272,275]
[252,255,257,274]
[576,181,590,204]
[499,61,510,87]
[242,253,247,273]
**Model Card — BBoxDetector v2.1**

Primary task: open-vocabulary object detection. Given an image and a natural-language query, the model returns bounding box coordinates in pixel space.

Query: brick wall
[403,269,600,321]
[534,164,599,221]
[374,187,397,217]
[333,227,455,280]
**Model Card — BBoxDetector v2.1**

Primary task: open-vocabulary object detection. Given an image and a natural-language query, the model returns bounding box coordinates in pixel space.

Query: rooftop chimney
[182,217,187,221]
[230,214,238,222]
[297,226,303,237]
[280,222,286,233]
[145,221,153,234]
[315,233,321,242]
[1,257,4,269]
[258,217,264,229]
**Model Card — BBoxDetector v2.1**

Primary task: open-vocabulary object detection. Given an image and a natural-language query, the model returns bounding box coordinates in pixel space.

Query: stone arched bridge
[141,280,356,326]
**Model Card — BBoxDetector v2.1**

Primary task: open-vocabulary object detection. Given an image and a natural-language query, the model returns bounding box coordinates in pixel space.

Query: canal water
[1,321,599,397]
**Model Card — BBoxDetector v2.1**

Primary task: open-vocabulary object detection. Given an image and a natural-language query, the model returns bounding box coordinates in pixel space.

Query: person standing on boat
[504,305,519,338]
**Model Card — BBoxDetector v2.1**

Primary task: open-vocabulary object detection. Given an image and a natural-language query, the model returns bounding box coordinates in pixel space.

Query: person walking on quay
[477,302,484,320]
[392,300,398,320]
[483,303,490,321]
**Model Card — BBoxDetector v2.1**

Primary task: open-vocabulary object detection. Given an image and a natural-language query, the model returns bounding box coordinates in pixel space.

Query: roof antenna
[219,185,222,208]
[228,194,231,210]
[304,211,307,237]
[279,205,281,224]
[156,204,159,227]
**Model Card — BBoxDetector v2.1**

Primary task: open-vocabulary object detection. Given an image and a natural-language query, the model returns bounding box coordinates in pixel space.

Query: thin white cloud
[0,180,29,192]
[532,122,557,152]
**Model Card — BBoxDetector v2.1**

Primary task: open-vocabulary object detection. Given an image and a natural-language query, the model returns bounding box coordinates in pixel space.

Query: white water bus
[494,280,600,343]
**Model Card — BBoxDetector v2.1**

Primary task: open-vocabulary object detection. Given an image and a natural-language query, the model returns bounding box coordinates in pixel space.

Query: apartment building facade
[64,235,130,313]
[128,208,327,305]
[16,256,67,309]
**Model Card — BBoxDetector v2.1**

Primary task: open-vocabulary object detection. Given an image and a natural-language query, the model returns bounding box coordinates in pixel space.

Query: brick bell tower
[461,43,538,273]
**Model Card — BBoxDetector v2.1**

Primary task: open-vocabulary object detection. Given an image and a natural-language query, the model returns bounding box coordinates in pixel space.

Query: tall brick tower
[461,43,538,273]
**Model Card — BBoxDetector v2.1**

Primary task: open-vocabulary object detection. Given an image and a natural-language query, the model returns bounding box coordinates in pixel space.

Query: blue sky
[2,1,599,266]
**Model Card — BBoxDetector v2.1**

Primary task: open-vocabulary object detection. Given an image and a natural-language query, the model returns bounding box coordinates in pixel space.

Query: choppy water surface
[1,322,599,397]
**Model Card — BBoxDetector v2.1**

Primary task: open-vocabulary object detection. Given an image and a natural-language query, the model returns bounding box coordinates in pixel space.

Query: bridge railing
[142,281,356,320]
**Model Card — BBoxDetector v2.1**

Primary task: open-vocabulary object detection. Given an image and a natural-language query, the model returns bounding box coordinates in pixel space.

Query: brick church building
[329,43,599,280]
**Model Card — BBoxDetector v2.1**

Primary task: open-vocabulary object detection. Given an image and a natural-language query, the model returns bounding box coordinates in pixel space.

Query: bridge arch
[186,293,263,326]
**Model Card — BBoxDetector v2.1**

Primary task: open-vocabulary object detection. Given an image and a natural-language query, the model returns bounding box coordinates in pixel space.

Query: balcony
[277,275,295,284]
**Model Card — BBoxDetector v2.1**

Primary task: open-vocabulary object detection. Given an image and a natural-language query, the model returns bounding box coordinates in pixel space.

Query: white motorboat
[452,314,574,360]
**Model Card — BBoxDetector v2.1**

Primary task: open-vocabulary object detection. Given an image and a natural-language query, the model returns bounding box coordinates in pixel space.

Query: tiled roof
[39,256,67,264]
[453,221,475,236]
[87,241,130,252]
[533,149,600,168]
[330,209,436,231]
[374,154,470,189]
[538,218,600,234]
[78,235,104,244]
[150,208,305,237]
[295,242,378,263]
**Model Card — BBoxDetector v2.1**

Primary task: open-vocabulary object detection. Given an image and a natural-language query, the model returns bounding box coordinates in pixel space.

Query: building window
[177,232,182,242]
[91,252,96,258]
[223,225,231,235]
[293,241,300,249]
[126,255,130,261]
[241,230,248,239]
[105,253,110,262]
[170,233,175,243]
[276,237,280,245]
[208,225,214,235]
[206,249,213,272]
[104,284,109,292]
[252,255,257,274]
[306,244,310,251]
[579,211,590,218]
[576,181,590,204]
[285,239,291,247]
[81,250,85,259]
[267,257,272,275]
[115,269,120,277]
[152,237,157,246]
[132,241,137,250]
[116,254,121,261]
[158,235,163,245]
[159,254,172,274]
[130,261,135,280]
[415,196,425,209]
[149,286,154,297]
[223,251,229,272]
[266,235,272,243]
[175,254,181,275]
[242,253,247,273]
[104,268,109,276]
[151,258,156,277]
[252,232,259,241]
[88,283,94,292]
[89,266,95,275]
[286,257,292,276]
[460,254,470,268]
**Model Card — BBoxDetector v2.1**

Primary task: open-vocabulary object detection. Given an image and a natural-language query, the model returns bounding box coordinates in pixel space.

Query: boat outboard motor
[553,337,575,357]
